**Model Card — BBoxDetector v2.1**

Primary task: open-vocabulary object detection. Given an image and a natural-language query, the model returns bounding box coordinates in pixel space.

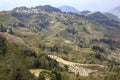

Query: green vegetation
[0,5,120,80]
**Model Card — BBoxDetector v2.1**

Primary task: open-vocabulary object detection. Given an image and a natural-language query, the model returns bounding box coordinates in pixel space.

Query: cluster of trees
[0,36,36,80]
[32,55,63,70]
[13,22,25,27]
[84,67,120,80]
[77,38,91,48]
[0,36,7,56]
[77,37,120,53]
[38,70,61,80]
[0,24,13,34]
[12,12,31,22]
[0,24,6,32]
[92,45,105,53]
[35,14,50,29]
[36,5,61,13]
[39,43,70,54]
[66,27,77,35]
[100,38,120,49]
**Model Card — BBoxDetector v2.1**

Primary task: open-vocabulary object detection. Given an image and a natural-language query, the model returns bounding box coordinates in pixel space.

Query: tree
[0,24,6,32]
[51,69,61,80]
[50,45,59,53]
[92,45,105,53]
[8,27,13,34]
[0,36,7,56]
[38,71,56,80]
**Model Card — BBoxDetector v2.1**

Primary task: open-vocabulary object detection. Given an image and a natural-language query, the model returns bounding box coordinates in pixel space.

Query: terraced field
[48,55,107,76]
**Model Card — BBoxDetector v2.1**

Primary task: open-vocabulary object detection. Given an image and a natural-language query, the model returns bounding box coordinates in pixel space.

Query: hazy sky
[0,0,120,12]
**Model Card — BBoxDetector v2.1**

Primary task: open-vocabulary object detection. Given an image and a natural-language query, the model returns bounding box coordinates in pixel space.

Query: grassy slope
[0,12,120,65]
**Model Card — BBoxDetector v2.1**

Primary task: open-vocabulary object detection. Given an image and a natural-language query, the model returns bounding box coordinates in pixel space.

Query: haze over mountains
[59,6,92,16]
[58,5,120,21]
[108,6,120,18]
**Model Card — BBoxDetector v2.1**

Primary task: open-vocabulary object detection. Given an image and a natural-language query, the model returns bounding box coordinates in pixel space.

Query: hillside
[104,13,120,22]
[0,5,120,80]
[0,5,120,65]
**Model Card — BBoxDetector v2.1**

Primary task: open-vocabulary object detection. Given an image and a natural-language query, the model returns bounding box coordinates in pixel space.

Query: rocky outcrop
[48,55,107,76]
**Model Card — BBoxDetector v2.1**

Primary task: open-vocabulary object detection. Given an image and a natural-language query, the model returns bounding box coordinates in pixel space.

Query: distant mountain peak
[36,5,61,13]
[59,5,80,14]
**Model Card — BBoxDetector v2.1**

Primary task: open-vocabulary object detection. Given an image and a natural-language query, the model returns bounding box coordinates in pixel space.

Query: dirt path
[48,55,105,68]
[29,69,42,77]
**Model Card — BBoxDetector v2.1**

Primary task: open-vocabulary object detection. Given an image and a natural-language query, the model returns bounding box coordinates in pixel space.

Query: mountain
[13,6,29,11]
[0,5,120,80]
[59,6,80,14]
[1,5,120,62]
[36,5,61,13]
[104,13,120,22]
[87,12,108,19]
[108,6,120,18]
[59,6,91,15]
[13,5,61,14]
[80,10,91,15]
[87,12,120,27]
